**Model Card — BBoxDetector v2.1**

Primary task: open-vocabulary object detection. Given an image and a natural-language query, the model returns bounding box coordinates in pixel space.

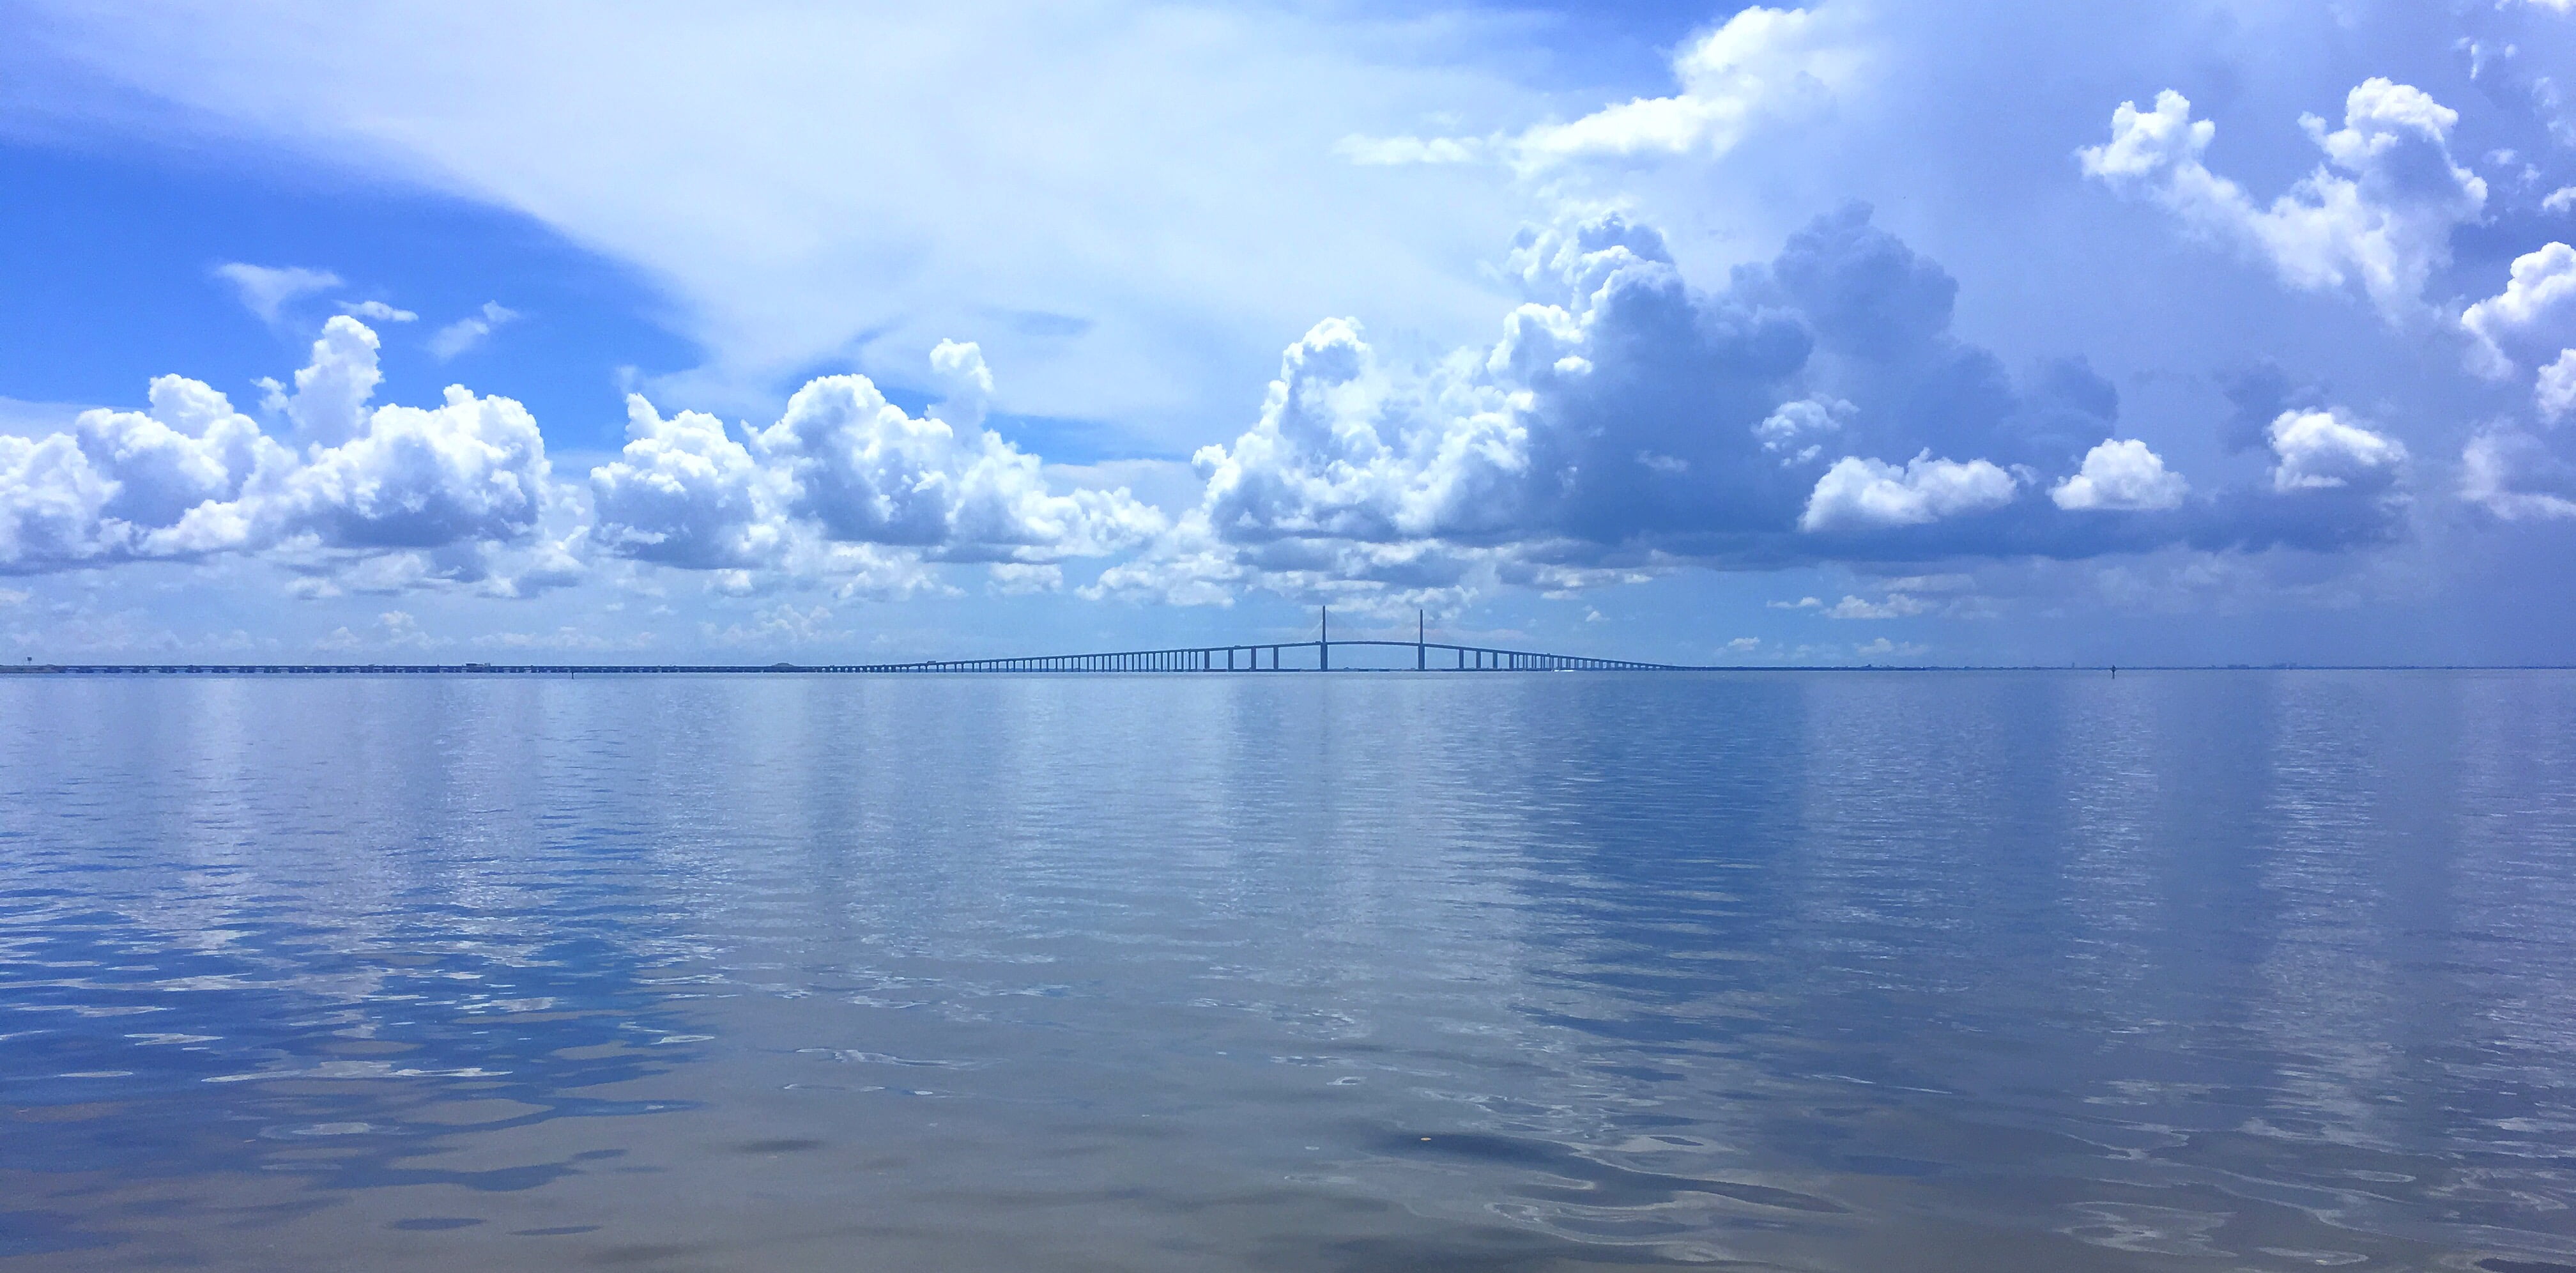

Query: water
[3,671,2574,1272]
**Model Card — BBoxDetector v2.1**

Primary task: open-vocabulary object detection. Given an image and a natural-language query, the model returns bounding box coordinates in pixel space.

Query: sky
[4,0,2575,667]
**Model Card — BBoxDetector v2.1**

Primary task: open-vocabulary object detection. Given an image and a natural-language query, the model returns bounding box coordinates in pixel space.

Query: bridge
[8,610,1703,675]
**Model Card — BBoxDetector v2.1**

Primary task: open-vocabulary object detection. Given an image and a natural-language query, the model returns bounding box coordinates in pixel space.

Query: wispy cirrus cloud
[211,263,341,326]
[429,301,519,360]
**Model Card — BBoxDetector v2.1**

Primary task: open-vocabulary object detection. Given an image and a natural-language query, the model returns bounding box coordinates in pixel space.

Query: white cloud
[1,317,558,582]
[590,343,1164,576]
[986,562,1062,594]
[1800,452,2017,532]
[76,376,286,534]
[2545,186,2576,215]
[263,316,382,447]
[1,431,119,569]
[2462,242,2576,378]
[276,383,550,550]
[927,339,993,428]
[1186,315,1529,549]
[806,543,950,603]
[588,399,788,571]
[339,299,417,323]
[1343,6,1860,177]
[7,318,1169,598]
[701,602,841,647]
[211,263,341,325]
[2051,438,2188,511]
[356,610,440,648]
[472,625,655,652]
[1125,208,2007,602]
[1511,6,1860,171]
[2267,408,2407,491]
[1334,135,1483,166]
[2080,81,2487,320]
[1753,397,1851,464]
[16,3,1546,444]
[2462,429,2576,520]
[1883,572,1974,592]
[429,302,520,360]
[1101,204,2391,606]
[10,0,2572,658]
[1822,593,1930,619]
[2539,350,2576,424]
[757,364,1163,562]
[2,377,291,571]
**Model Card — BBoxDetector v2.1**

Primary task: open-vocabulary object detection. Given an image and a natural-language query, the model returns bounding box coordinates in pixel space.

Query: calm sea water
[4,671,2575,1272]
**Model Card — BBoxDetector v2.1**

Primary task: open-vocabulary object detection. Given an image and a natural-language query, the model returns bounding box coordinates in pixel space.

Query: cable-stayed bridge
[800,636,1678,674]
[13,610,1703,675]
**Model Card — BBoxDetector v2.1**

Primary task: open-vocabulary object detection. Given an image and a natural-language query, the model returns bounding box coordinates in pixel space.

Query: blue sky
[4,0,2575,665]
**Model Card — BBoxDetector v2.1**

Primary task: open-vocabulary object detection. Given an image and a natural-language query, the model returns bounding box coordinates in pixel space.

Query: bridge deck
[8,638,1701,675]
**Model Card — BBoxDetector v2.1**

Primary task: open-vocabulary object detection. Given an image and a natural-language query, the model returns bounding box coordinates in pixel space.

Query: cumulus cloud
[74,376,287,533]
[1800,452,2017,531]
[2462,429,2576,520]
[276,382,549,550]
[261,316,382,447]
[590,343,1164,577]
[14,200,2442,617]
[1754,397,1851,463]
[589,398,786,570]
[1187,315,1528,548]
[2080,81,2487,320]
[2540,349,2576,424]
[2266,408,2407,492]
[1514,6,1859,170]
[926,338,993,428]
[1,433,118,570]
[429,302,520,360]
[2462,242,2576,378]
[1173,203,2030,571]
[1,318,560,585]
[14,1,2563,652]
[1339,6,1857,176]
[2148,407,2414,555]
[2051,438,2188,511]
[759,374,1159,559]
[1100,205,2338,608]
[212,263,341,325]
[2216,359,2329,452]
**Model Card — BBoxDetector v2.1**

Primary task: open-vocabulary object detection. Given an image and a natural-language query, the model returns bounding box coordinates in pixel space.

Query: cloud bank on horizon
[3,0,2575,662]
